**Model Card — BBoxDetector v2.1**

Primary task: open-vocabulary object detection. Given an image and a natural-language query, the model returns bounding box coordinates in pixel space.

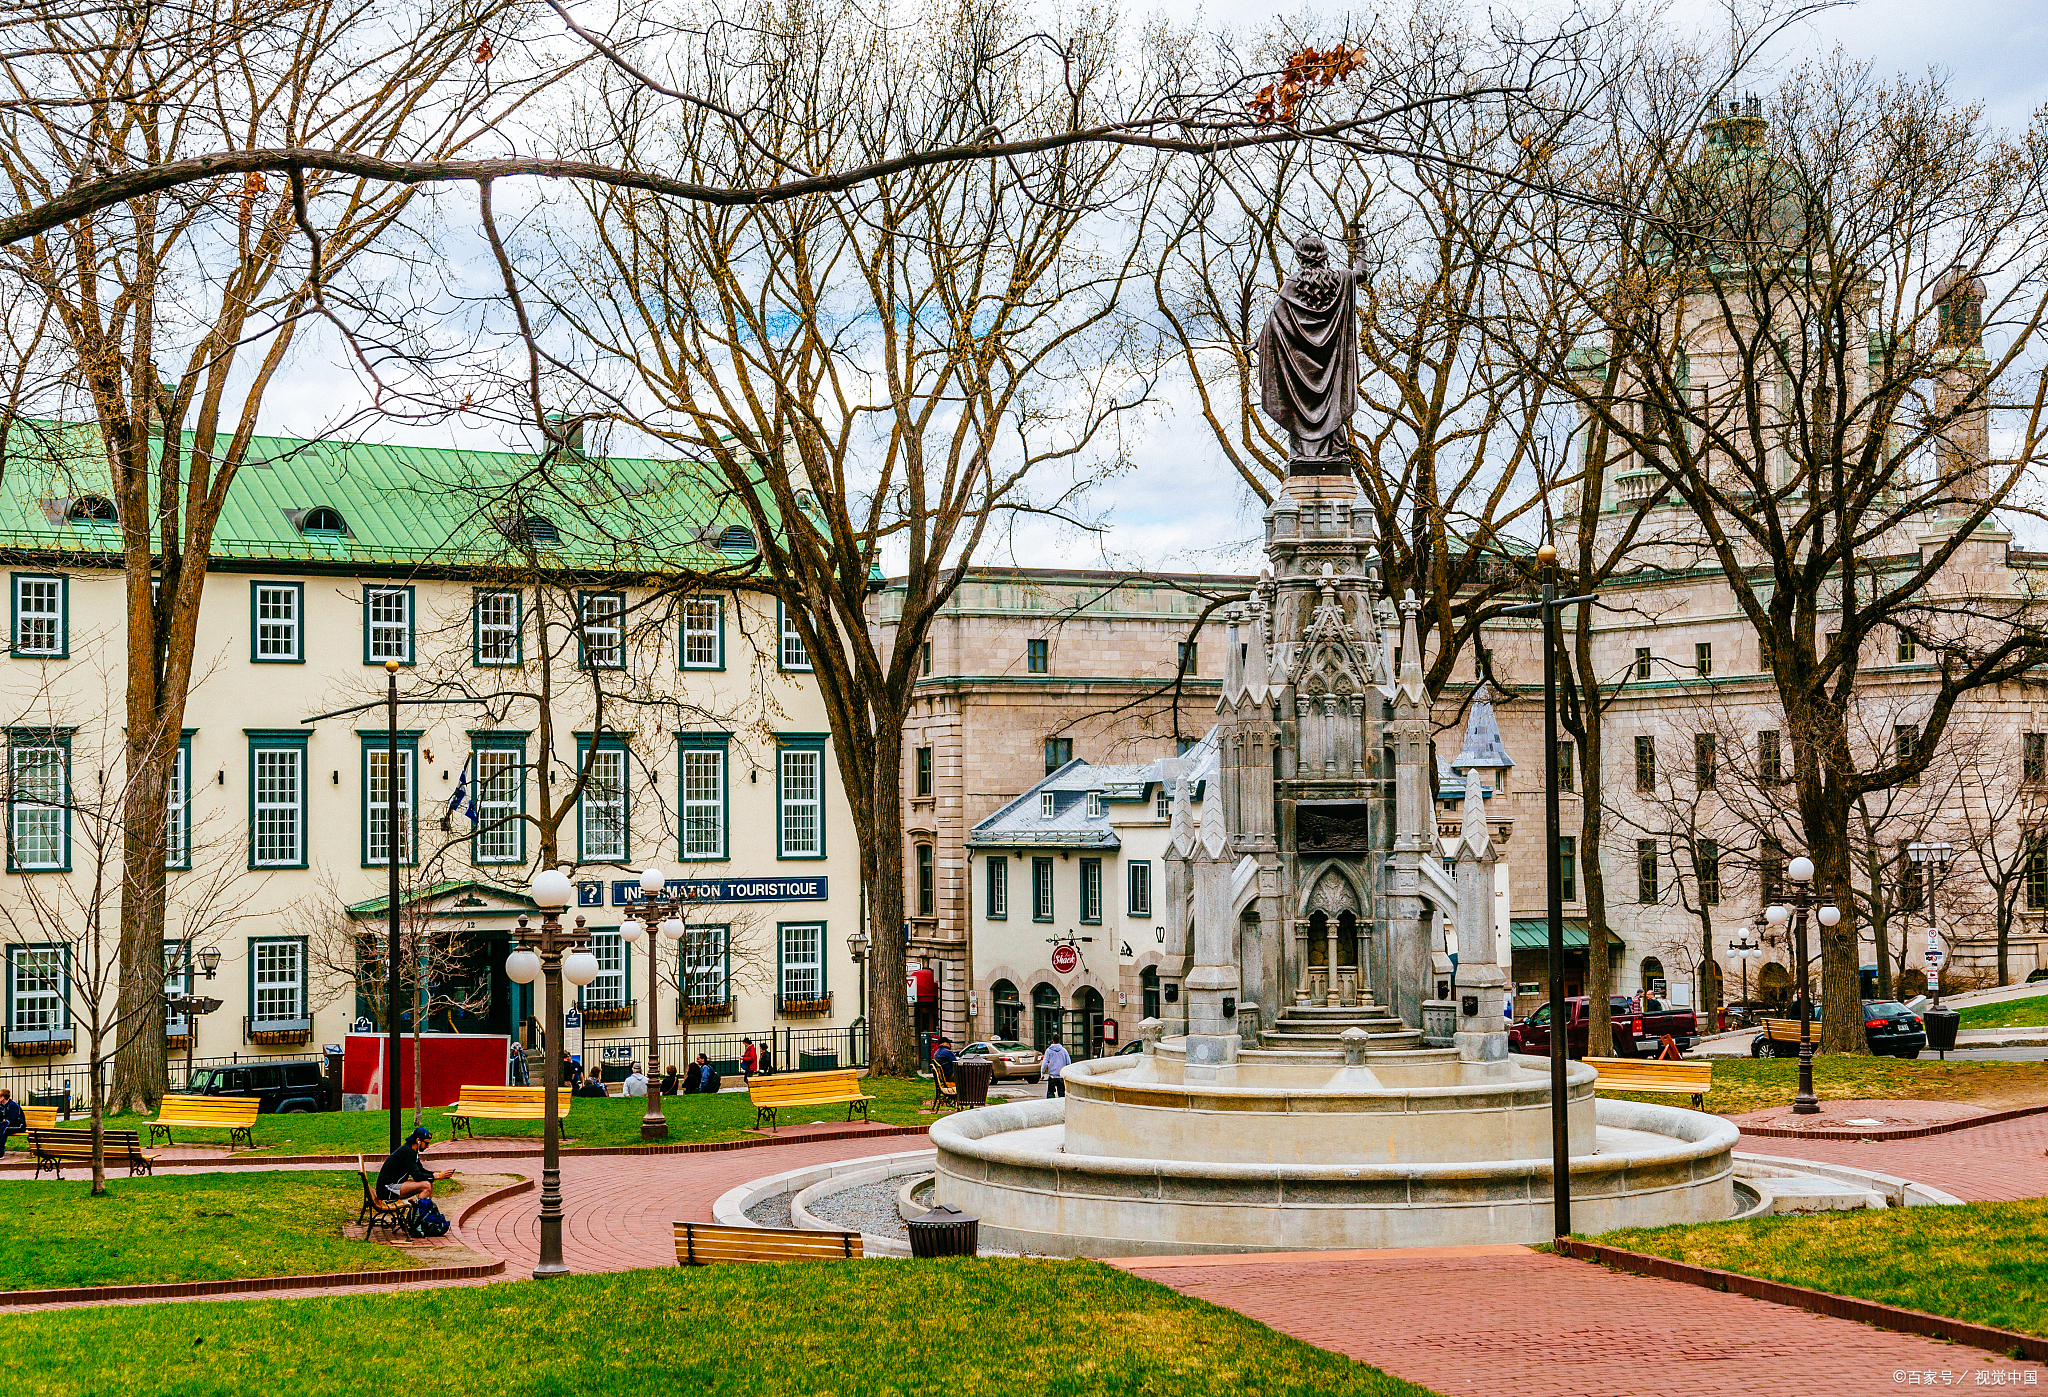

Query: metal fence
[579,1023,869,1076]
[0,1052,291,1110]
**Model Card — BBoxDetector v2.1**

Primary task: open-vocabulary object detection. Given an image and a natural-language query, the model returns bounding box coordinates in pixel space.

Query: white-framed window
[473,745,524,864]
[578,744,628,862]
[778,602,812,671]
[579,591,624,669]
[8,740,68,870]
[1086,792,1102,818]
[1128,860,1152,916]
[253,583,301,661]
[13,574,64,657]
[778,743,823,858]
[364,586,412,663]
[1155,785,1171,819]
[364,744,416,866]
[585,930,625,1009]
[986,856,1008,919]
[1032,857,1054,922]
[1040,792,1058,820]
[475,590,521,665]
[251,742,305,867]
[164,941,192,1036]
[684,924,729,1006]
[681,597,723,669]
[166,737,190,869]
[1079,858,1102,923]
[250,939,305,1026]
[6,944,66,1038]
[779,922,823,1003]
[681,743,726,859]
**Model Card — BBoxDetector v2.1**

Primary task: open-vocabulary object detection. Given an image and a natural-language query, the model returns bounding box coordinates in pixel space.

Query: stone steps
[1260,1031,1427,1050]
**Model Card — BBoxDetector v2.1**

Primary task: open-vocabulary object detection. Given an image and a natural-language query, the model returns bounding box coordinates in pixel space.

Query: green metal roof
[345,879,536,918]
[0,421,775,575]
[1509,919,1590,950]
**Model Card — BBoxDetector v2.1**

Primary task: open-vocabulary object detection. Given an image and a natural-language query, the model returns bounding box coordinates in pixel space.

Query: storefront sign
[580,877,830,907]
[1051,944,1080,974]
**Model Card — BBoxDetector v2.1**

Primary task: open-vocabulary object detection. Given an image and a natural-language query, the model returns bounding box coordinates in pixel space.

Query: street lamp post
[620,866,689,1142]
[847,927,871,1026]
[1503,542,1597,1243]
[503,868,596,1277]
[165,945,224,1094]
[1728,935,1762,1008]
[1764,857,1841,1116]
[1905,842,1952,1008]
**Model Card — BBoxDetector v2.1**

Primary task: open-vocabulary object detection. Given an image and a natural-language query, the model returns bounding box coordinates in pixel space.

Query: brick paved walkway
[1118,1248,2047,1396]
[1739,1111,2048,1201]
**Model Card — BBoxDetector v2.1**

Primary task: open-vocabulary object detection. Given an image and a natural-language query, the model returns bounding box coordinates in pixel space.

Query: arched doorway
[1073,985,1105,1059]
[1140,966,1161,1022]
[1640,956,1666,1000]
[1031,983,1062,1050]
[991,979,1022,1041]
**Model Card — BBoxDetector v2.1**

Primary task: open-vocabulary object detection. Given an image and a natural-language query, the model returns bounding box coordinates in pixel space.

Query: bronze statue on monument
[1256,231,1362,475]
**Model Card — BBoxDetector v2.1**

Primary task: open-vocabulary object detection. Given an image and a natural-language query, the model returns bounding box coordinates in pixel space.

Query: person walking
[1042,1037,1071,1099]
[740,1038,759,1080]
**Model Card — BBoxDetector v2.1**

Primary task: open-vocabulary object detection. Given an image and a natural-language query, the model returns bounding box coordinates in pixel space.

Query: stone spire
[1397,590,1426,707]
[1222,605,1246,703]
[1449,686,1511,1064]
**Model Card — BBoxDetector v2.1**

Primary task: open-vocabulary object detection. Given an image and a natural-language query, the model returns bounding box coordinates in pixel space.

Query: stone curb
[1556,1239,2048,1363]
[0,1123,931,1173]
[0,1174,532,1309]
[1737,1101,2048,1143]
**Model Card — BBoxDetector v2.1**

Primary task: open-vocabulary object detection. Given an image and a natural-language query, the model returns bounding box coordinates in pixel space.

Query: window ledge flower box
[5,1036,74,1057]
[578,1003,634,1026]
[777,995,833,1019]
[683,1000,734,1022]
[245,1018,314,1047]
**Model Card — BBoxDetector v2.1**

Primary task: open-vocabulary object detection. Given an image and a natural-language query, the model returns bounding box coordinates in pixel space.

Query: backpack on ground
[703,1069,722,1094]
[407,1197,451,1238]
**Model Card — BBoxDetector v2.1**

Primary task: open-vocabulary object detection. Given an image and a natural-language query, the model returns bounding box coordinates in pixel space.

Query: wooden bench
[29,1127,158,1179]
[748,1069,874,1133]
[929,1060,960,1113]
[148,1095,260,1150]
[674,1221,862,1265]
[22,1105,61,1130]
[1585,1056,1715,1109]
[1760,1018,1823,1056]
[354,1154,418,1240]
[445,1085,574,1140]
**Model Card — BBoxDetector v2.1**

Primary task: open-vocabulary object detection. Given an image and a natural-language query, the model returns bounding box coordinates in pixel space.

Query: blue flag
[448,761,477,827]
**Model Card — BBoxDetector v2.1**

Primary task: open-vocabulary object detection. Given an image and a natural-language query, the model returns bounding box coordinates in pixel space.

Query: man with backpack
[377,1126,455,1239]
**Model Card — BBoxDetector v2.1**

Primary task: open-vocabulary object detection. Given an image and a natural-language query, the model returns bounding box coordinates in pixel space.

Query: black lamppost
[503,869,596,1277]
[1728,934,1761,1008]
[1764,856,1840,1116]
[1905,841,1952,1008]
[165,945,223,1094]
[1503,542,1596,1242]
[620,866,691,1142]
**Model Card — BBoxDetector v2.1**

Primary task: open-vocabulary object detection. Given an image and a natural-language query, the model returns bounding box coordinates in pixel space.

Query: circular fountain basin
[931,1046,1738,1256]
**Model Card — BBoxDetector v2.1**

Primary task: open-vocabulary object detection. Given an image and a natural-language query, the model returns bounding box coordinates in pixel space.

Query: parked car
[960,1041,1044,1083]
[1507,996,1699,1059]
[183,1059,333,1112]
[1750,1000,1926,1059]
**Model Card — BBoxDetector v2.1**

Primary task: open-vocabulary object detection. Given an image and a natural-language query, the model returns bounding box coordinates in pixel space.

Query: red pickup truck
[1508,996,1699,1059]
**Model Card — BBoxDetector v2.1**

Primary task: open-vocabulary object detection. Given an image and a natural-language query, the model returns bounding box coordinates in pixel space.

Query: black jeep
[184,1059,334,1113]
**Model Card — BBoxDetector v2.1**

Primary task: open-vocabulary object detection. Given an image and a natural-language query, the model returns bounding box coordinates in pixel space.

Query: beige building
[871,568,1248,1045]
[0,428,868,1099]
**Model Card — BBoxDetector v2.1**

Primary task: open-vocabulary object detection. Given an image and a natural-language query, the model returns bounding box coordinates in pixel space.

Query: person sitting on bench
[377,1126,454,1202]
[575,1072,611,1098]
[0,1089,24,1156]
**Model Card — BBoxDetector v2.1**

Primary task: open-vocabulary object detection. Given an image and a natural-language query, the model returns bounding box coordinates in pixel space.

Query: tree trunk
[1574,624,1614,1058]
[1797,735,1865,1053]
[89,1047,107,1197]
[861,722,913,1075]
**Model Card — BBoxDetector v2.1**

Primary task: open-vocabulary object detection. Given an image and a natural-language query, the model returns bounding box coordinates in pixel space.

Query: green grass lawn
[2,1171,447,1290]
[0,1259,1438,1397]
[96,1074,939,1155]
[1959,993,2048,1031]
[1595,1199,2048,1340]
[1605,1054,2048,1116]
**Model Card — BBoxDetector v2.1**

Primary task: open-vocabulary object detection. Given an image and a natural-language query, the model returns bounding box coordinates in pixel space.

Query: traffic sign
[1051,944,1080,975]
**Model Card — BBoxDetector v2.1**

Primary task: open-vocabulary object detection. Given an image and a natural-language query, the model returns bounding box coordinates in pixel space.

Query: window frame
[679,595,725,671]
[683,923,731,1009]
[164,938,193,1037]
[1634,734,1656,792]
[1043,737,1072,774]
[247,935,310,1030]
[1694,732,1716,789]
[361,584,415,666]
[1698,839,1721,906]
[250,581,305,664]
[1637,839,1659,904]
[2026,834,2048,912]
[472,589,523,667]
[677,733,730,862]
[1031,856,1054,923]
[5,942,70,1040]
[10,573,67,659]
[1557,741,1576,792]
[246,730,310,870]
[775,734,827,860]
[2027,733,2047,788]
[1559,835,1577,903]
[578,928,630,1011]
[1127,860,1152,917]
[6,728,72,872]
[914,745,933,798]
[358,730,420,869]
[166,730,195,871]
[1177,641,1198,675]
[985,856,1008,919]
[776,600,813,673]
[1758,729,1783,783]
[1634,647,1651,680]
[1695,641,1711,677]
[776,921,827,1006]
[1078,858,1102,924]
[469,732,528,866]
[915,842,936,917]
[574,733,631,864]
[577,590,626,670]
[1026,638,1049,673]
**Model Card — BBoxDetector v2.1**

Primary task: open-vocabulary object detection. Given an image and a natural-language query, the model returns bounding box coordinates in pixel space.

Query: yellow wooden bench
[148,1095,260,1150]
[1762,1017,1822,1044]
[674,1221,862,1265]
[929,1060,960,1113]
[747,1070,875,1133]
[1585,1056,1715,1109]
[30,1127,158,1179]
[22,1105,61,1130]
[445,1085,574,1140]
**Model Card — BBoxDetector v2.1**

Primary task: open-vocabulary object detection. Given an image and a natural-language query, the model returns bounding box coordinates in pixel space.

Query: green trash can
[797,1051,839,1072]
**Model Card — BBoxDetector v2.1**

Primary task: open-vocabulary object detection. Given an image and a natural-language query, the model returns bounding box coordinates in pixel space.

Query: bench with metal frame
[354,1153,419,1241]
[148,1095,261,1150]
[674,1221,862,1265]
[29,1127,158,1179]
[1583,1056,1715,1110]
[445,1085,574,1140]
[747,1069,875,1133]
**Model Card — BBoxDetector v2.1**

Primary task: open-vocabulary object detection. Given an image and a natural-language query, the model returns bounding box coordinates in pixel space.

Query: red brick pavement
[1119,1249,2047,1397]
[1739,1111,2048,1201]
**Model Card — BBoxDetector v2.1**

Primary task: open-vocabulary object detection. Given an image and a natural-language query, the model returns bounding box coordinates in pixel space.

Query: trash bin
[797,1051,839,1072]
[28,1090,68,1119]
[1923,1007,1960,1057]
[906,1204,980,1258]
[953,1058,992,1107]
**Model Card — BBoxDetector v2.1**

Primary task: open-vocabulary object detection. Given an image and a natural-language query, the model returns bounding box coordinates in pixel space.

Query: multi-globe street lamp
[502,867,597,1277]
[1727,934,1762,1010]
[1763,856,1842,1117]
[164,944,224,1094]
[620,866,691,1142]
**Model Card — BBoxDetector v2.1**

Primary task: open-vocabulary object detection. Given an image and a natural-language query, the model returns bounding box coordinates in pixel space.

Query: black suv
[1751,1000,1926,1060]
[184,1059,333,1113]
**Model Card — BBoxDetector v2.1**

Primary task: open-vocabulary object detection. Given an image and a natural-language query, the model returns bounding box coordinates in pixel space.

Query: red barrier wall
[343,1033,509,1109]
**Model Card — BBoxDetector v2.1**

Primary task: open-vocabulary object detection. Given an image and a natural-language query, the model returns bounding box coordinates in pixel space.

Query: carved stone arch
[1297,859,1365,920]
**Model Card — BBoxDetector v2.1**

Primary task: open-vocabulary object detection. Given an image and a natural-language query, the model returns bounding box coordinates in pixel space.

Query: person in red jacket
[741,1038,759,1080]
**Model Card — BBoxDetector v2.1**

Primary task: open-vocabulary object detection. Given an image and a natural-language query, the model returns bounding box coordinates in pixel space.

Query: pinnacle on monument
[1396,590,1425,706]
[1451,683,1514,773]
[1222,604,1246,704]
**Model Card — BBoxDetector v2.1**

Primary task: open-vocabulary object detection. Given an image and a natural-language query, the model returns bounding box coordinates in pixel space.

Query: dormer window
[496,515,560,546]
[1087,792,1102,818]
[1040,792,1057,819]
[716,524,756,554]
[299,506,348,536]
[67,496,117,525]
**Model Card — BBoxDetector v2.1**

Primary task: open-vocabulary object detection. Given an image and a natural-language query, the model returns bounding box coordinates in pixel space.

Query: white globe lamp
[562,949,601,987]
[1816,905,1842,927]
[659,916,686,942]
[504,948,542,984]
[1765,905,1789,927]
[620,918,645,945]
[640,867,666,895]
[1787,856,1815,884]
[531,867,574,909]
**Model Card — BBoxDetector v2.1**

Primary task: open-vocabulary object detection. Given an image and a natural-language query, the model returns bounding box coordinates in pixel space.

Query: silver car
[962,1040,1043,1082]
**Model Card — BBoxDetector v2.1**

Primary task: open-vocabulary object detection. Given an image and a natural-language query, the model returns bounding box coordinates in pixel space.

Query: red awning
[910,968,938,1002]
